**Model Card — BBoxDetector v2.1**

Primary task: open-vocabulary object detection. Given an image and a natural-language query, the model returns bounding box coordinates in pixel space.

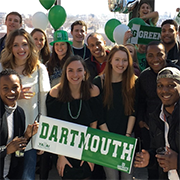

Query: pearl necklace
[68,99,82,119]
[71,44,86,59]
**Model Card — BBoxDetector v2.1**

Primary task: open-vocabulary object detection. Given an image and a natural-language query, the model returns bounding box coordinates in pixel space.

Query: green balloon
[48,5,67,30]
[128,18,146,29]
[105,19,121,43]
[39,0,56,10]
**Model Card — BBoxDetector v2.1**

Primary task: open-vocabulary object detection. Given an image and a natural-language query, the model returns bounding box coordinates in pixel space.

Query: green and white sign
[130,24,161,44]
[175,12,180,25]
[33,115,137,174]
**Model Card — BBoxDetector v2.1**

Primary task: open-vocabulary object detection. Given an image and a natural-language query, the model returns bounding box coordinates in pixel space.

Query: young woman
[137,2,159,26]
[30,28,51,64]
[46,30,73,87]
[93,45,137,180]
[0,28,50,180]
[46,55,103,180]
[125,43,141,76]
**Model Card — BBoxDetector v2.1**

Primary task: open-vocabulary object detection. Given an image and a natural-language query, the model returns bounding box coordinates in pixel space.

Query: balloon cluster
[32,0,67,31]
[105,18,146,44]
[108,0,139,13]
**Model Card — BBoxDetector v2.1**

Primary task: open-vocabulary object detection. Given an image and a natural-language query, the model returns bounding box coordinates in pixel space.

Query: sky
[0,0,178,17]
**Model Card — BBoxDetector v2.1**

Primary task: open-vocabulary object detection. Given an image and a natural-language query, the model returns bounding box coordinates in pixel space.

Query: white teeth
[154,63,159,66]
[163,95,171,99]
[95,50,100,54]
[18,52,25,55]
[7,96,15,99]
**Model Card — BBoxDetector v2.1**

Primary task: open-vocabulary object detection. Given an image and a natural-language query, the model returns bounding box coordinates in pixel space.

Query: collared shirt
[90,51,108,74]
[159,105,179,180]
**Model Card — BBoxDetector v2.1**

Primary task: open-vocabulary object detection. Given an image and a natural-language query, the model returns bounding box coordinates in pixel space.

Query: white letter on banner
[100,138,112,155]
[143,31,148,38]
[139,31,143,38]
[90,135,100,152]
[84,133,91,150]
[120,143,134,161]
[112,140,122,158]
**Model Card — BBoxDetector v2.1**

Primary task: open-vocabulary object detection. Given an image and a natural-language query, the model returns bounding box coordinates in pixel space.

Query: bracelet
[126,133,131,136]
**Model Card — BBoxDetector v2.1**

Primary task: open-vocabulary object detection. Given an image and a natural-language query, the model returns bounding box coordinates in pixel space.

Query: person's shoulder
[90,84,100,97]
[49,83,60,98]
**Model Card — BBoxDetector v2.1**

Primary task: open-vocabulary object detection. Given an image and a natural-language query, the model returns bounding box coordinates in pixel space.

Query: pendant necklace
[71,44,86,59]
[68,99,82,119]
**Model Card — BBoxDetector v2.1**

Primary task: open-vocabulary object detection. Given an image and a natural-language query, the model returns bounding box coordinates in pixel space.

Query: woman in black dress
[46,55,103,180]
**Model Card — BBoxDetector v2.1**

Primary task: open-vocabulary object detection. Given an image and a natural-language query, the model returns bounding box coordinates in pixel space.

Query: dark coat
[0,98,25,180]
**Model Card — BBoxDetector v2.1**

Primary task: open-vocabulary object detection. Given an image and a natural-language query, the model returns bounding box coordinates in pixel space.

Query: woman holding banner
[93,45,137,180]
[46,55,104,179]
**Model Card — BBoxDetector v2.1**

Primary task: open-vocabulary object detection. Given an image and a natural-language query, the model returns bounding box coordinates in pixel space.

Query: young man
[136,41,180,179]
[85,33,108,82]
[70,20,91,59]
[0,69,38,179]
[161,19,180,66]
[0,12,22,54]
[134,67,180,180]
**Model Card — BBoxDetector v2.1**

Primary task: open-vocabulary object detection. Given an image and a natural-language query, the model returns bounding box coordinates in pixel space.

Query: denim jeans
[21,149,37,180]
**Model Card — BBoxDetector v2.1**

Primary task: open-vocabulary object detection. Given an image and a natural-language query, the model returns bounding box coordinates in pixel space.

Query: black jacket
[0,98,25,180]
[148,101,180,179]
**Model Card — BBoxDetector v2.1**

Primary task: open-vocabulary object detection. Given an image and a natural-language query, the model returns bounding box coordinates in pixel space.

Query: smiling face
[139,3,151,18]
[161,24,177,45]
[146,44,167,73]
[87,34,106,60]
[111,50,128,76]
[54,42,68,60]
[157,78,180,113]
[71,25,86,43]
[66,60,85,86]
[5,14,22,34]
[32,31,46,52]
[12,35,30,64]
[0,74,21,107]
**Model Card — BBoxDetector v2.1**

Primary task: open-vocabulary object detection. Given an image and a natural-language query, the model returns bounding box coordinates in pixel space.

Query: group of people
[0,2,180,180]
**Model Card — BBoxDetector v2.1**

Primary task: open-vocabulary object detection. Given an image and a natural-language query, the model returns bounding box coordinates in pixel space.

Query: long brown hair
[46,42,72,76]
[58,55,92,102]
[1,29,39,76]
[103,45,136,115]
[30,28,51,64]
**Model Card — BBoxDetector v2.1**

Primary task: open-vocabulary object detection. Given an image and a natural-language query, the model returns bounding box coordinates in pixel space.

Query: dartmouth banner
[33,115,137,174]
[130,24,161,45]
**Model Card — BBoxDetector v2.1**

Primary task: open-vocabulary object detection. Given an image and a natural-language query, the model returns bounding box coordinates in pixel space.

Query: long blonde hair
[1,29,39,76]
[103,45,136,115]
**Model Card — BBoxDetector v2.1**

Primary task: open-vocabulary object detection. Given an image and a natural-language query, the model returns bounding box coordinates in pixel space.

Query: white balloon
[113,24,129,45]
[32,12,49,30]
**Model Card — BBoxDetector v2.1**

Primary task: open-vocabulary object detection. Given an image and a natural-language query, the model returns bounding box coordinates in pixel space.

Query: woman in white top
[0,28,50,180]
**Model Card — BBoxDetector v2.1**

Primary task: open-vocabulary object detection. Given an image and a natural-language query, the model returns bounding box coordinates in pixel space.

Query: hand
[139,121,149,130]
[19,87,35,100]
[24,121,39,139]
[134,149,150,168]
[156,147,178,172]
[123,30,133,45]
[80,161,94,171]
[37,150,44,155]
[6,136,27,154]
[57,155,72,177]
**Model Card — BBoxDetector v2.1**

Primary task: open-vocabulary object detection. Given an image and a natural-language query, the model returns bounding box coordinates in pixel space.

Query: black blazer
[0,98,25,180]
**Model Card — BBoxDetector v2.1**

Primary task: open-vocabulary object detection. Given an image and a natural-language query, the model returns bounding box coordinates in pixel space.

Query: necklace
[68,99,82,119]
[71,44,86,59]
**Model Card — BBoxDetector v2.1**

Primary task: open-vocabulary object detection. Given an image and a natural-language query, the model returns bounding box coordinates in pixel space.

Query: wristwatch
[0,145,6,152]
